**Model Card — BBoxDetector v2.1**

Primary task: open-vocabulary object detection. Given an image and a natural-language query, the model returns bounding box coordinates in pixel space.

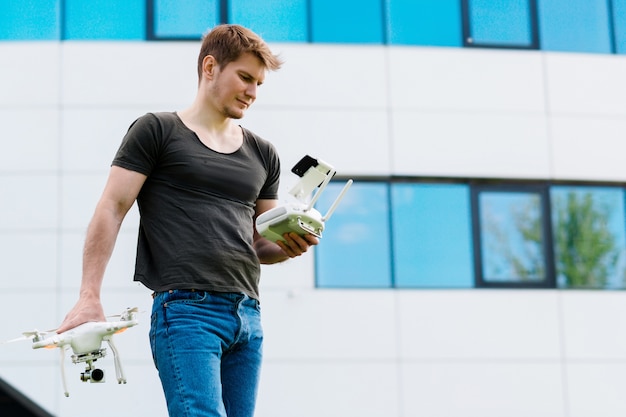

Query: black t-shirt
[112,112,280,299]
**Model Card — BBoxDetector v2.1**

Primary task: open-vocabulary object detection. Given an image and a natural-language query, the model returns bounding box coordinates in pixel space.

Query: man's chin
[225,108,246,119]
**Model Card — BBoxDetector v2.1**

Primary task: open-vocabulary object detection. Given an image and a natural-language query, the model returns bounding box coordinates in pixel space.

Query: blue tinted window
[538,0,612,53]
[0,0,59,40]
[229,0,307,42]
[464,0,536,48]
[614,0,626,54]
[310,0,383,43]
[153,0,218,39]
[392,184,473,288]
[387,0,462,47]
[64,0,145,40]
[551,187,626,289]
[315,182,392,288]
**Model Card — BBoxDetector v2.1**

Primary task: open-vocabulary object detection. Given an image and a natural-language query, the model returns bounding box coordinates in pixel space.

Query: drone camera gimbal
[81,367,105,383]
[75,349,107,383]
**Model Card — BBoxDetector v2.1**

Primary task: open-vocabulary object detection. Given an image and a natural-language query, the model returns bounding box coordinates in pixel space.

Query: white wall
[1,41,626,417]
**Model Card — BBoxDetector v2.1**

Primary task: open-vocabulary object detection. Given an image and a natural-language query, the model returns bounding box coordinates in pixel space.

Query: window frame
[470,183,556,288]
[461,0,540,50]
[146,0,227,41]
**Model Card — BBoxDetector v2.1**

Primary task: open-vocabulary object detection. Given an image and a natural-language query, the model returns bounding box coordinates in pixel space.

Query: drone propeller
[2,329,54,345]
[107,307,140,321]
[2,335,33,344]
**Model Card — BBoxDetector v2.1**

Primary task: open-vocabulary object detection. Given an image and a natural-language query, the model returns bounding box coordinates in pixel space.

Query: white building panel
[401,362,565,417]
[0,232,57,290]
[550,115,626,181]
[261,290,397,360]
[391,110,551,178]
[257,361,399,417]
[388,47,546,113]
[61,42,198,107]
[397,291,562,359]
[561,291,626,359]
[58,173,107,230]
[545,53,626,116]
[0,43,60,106]
[0,109,59,172]
[261,44,389,109]
[0,175,58,230]
[567,363,626,417]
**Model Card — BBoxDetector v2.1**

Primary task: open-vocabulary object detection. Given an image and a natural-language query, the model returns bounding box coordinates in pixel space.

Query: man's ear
[202,55,218,79]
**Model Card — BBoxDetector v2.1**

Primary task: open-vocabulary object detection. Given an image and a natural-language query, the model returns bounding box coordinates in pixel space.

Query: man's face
[208,52,266,120]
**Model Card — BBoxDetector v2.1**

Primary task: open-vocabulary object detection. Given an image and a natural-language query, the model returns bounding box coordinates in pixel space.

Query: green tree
[484,190,621,288]
[553,192,618,288]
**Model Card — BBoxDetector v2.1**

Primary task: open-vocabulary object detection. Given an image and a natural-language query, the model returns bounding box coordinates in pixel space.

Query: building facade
[1,1,626,416]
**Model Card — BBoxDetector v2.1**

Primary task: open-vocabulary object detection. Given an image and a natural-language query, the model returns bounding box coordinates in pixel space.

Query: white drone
[5,307,139,397]
[256,155,353,242]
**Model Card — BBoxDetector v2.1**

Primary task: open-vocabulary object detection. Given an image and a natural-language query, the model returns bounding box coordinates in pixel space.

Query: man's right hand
[56,296,106,334]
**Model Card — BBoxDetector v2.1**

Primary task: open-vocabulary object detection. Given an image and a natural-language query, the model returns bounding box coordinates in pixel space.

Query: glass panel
[310,0,383,43]
[466,0,534,47]
[538,0,612,53]
[64,0,145,40]
[614,0,626,54]
[0,0,59,40]
[392,184,473,288]
[315,182,392,288]
[387,0,462,47]
[229,0,308,42]
[154,0,218,39]
[478,191,546,282]
[551,187,626,289]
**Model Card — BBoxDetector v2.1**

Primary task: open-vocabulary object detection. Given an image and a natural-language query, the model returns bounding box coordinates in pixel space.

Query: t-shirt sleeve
[112,113,162,176]
[258,140,281,200]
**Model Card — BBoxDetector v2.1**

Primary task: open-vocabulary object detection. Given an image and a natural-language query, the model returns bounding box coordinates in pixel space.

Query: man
[58,24,318,416]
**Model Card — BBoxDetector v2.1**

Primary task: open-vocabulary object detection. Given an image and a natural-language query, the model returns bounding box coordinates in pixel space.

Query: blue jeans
[150,290,263,417]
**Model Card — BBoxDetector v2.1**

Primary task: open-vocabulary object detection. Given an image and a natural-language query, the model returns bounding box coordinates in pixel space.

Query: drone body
[10,307,139,397]
[31,316,138,354]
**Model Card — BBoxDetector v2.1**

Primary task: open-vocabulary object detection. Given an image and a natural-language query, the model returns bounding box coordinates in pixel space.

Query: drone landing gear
[56,346,105,397]
[106,337,127,384]
[58,338,127,397]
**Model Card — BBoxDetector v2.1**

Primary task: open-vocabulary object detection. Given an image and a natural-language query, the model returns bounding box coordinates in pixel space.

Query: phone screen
[291,155,318,177]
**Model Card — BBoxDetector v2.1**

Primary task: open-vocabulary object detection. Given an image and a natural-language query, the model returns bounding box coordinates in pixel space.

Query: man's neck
[177,103,243,153]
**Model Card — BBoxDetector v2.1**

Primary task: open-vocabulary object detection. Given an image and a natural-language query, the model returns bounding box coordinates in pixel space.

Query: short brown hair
[197,24,283,80]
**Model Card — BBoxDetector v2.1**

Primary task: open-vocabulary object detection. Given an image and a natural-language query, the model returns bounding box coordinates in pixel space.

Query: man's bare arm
[57,166,147,333]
